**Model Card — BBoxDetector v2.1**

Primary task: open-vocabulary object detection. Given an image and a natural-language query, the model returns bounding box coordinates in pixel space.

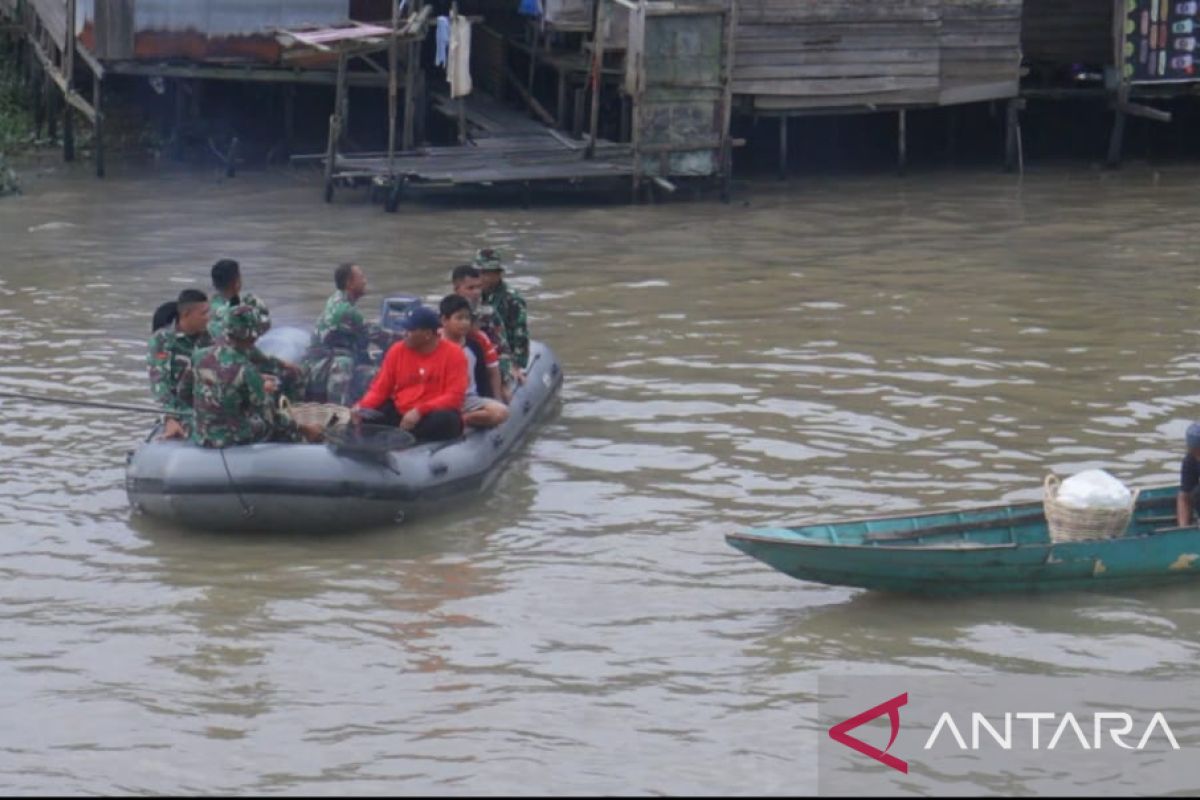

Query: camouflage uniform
[209,292,302,402]
[209,292,271,340]
[302,290,388,406]
[147,326,213,430]
[191,306,300,449]
[475,303,515,384]
[475,248,530,376]
[482,280,529,369]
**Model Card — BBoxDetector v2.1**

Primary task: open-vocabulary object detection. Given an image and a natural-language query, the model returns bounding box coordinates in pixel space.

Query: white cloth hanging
[448,14,473,99]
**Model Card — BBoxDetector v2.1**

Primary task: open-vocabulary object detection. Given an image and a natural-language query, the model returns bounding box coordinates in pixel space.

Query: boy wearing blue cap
[1177,422,1200,526]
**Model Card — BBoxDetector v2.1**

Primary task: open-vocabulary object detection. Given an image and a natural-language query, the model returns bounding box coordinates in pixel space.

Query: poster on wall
[1123,0,1200,82]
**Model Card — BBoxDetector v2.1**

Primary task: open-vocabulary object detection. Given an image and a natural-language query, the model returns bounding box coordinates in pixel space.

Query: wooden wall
[1021,0,1113,69]
[734,0,1022,112]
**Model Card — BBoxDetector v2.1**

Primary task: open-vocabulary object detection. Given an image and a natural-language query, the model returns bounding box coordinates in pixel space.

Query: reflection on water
[2,163,1200,792]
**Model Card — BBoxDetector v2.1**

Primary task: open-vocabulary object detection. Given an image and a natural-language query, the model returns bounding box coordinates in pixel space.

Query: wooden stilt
[63,0,76,162]
[1004,98,1023,173]
[324,52,348,203]
[402,21,419,150]
[93,73,104,177]
[778,115,788,180]
[572,87,585,137]
[283,84,295,156]
[556,72,567,130]
[585,0,608,159]
[388,0,400,169]
[897,108,907,175]
[946,106,958,163]
[34,64,46,137]
[171,79,186,160]
[1106,102,1127,168]
[46,73,58,141]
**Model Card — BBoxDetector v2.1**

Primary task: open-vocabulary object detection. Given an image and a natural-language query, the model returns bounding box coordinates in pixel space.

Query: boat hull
[125,341,563,533]
[727,487,1200,595]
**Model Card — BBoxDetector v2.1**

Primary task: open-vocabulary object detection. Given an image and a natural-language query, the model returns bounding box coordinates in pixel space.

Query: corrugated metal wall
[74,0,353,61]
[134,0,348,36]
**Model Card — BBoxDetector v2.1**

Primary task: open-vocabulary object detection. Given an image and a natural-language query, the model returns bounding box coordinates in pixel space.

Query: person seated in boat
[476,248,531,371]
[147,289,212,441]
[151,301,178,334]
[451,264,524,401]
[1177,422,1200,526]
[351,305,467,443]
[191,305,323,448]
[302,263,393,406]
[209,258,303,402]
[439,294,509,429]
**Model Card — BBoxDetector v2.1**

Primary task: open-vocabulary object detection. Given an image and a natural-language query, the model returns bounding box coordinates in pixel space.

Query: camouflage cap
[224,304,262,341]
[473,248,504,272]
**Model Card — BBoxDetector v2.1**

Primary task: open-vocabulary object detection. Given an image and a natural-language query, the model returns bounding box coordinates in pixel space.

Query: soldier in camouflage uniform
[208,258,303,402]
[302,263,392,406]
[147,289,212,440]
[191,305,323,449]
[476,248,531,370]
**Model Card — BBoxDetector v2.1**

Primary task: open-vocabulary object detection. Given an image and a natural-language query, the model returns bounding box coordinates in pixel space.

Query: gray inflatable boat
[125,328,563,533]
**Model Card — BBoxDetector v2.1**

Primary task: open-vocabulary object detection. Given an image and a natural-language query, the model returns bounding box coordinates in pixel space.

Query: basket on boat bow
[1043,473,1140,542]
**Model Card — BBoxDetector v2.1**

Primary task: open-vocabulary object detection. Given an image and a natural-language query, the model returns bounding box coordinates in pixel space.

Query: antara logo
[923,712,1180,751]
[828,693,1182,775]
[828,692,909,774]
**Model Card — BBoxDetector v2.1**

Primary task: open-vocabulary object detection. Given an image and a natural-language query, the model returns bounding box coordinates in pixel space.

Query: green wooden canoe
[726,485,1200,595]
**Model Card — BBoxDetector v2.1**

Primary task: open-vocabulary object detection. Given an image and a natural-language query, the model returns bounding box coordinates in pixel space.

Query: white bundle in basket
[1054,469,1132,510]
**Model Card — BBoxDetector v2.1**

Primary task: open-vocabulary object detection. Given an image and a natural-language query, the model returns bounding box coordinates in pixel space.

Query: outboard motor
[380,295,423,333]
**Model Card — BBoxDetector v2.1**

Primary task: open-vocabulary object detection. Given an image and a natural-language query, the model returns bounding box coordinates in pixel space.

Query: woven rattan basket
[1043,474,1140,543]
[279,397,353,429]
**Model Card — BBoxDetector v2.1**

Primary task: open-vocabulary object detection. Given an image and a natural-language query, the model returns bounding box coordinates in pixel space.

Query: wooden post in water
[62,0,76,162]
[283,84,295,155]
[46,71,58,141]
[93,72,104,177]
[34,61,45,137]
[1107,86,1128,168]
[1004,98,1025,174]
[778,115,788,180]
[1106,0,1127,169]
[897,109,907,175]
[585,0,608,159]
[324,52,348,203]
[718,0,737,203]
[387,0,399,174]
[402,1,422,150]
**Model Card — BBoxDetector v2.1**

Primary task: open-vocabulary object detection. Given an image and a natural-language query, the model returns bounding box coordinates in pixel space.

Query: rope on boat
[219,448,255,519]
[0,389,185,416]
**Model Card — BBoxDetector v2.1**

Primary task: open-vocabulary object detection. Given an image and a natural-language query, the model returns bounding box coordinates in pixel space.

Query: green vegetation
[0,46,33,195]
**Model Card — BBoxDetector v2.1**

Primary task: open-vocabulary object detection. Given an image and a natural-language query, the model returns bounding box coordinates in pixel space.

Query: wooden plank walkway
[329,90,635,190]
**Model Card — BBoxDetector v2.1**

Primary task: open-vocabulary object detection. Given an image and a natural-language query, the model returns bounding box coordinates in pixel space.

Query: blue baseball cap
[400,305,442,331]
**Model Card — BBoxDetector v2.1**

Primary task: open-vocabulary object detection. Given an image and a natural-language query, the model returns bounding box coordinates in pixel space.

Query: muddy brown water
[2,162,1200,793]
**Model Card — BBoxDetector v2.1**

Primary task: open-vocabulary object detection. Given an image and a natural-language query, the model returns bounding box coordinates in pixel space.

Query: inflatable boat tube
[125,334,563,533]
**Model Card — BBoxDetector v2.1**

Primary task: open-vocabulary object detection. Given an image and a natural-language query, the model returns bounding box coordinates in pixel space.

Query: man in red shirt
[352,306,467,442]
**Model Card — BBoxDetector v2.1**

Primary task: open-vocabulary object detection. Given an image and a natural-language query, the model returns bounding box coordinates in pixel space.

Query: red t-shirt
[358,339,468,416]
[467,330,499,367]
